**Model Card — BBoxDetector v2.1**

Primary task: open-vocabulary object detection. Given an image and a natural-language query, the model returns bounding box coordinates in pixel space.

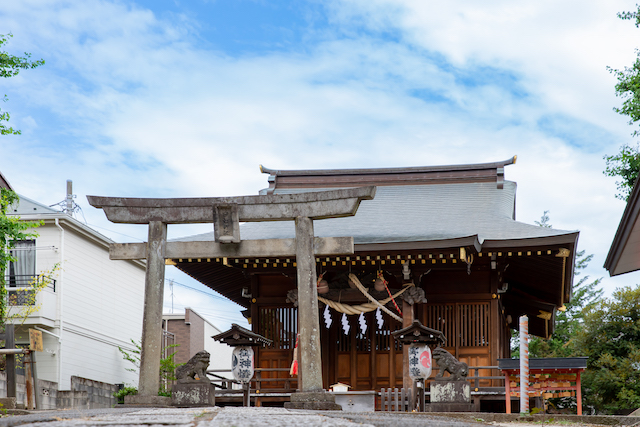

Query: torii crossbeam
[88,186,375,408]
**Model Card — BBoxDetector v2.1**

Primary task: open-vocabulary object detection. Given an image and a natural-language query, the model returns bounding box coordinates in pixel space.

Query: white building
[5,194,146,391]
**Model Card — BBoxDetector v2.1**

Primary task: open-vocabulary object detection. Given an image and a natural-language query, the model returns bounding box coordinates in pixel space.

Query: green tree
[117,339,182,397]
[0,189,41,323]
[603,6,640,201]
[608,6,640,137]
[512,213,603,359]
[1,33,44,135]
[528,250,603,358]
[603,143,640,201]
[575,285,640,414]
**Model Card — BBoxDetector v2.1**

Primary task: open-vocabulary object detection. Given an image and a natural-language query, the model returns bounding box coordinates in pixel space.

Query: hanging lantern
[408,344,432,381]
[231,346,255,383]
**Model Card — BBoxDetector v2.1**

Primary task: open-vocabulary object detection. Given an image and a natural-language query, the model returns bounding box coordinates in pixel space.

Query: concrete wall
[0,371,59,410]
[70,375,117,409]
[0,372,119,409]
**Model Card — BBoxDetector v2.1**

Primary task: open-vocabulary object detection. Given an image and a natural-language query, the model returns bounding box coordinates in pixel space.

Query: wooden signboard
[29,329,43,352]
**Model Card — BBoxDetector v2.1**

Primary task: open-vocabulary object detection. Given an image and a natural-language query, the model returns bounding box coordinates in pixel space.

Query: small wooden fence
[379,366,505,412]
[379,387,412,411]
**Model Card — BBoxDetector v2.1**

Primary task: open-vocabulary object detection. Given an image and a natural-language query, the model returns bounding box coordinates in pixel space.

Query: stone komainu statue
[432,347,469,381]
[176,350,211,383]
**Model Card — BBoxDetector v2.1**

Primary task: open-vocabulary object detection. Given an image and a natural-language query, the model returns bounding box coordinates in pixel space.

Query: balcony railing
[4,275,56,306]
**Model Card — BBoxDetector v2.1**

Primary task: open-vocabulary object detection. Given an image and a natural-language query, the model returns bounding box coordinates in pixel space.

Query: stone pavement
[1,407,639,427]
[0,407,485,427]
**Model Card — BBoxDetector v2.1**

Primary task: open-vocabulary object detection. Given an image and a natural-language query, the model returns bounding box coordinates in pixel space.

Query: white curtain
[8,240,35,286]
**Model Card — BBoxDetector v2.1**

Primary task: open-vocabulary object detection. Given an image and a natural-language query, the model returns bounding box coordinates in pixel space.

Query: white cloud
[1,0,639,300]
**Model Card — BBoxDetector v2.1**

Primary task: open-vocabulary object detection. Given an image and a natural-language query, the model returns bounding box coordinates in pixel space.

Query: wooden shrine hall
[173,156,578,393]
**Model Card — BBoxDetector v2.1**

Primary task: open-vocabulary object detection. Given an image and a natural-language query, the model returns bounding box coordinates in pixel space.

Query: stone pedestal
[426,380,475,412]
[284,391,342,410]
[171,382,215,407]
[0,398,17,409]
[124,395,172,407]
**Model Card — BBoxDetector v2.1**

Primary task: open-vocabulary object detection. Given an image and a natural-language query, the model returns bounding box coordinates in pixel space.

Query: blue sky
[2,0,640,328]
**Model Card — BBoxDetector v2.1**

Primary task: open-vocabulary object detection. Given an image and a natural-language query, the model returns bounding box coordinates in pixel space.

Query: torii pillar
[88,186,375,408]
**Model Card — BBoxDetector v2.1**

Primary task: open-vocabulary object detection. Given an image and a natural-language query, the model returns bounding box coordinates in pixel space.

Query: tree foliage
[575,285,640,414]
[528,250,603,358]
[513,213,603,359]
[608,6,640,137]
[0,33,44,135]
[0,189,41,323]
[603,143,640,201]
[603,6,640,200]
[118,339,182,397]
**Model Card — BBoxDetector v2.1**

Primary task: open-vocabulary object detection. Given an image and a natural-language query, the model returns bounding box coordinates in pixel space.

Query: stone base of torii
[88,187,375,408]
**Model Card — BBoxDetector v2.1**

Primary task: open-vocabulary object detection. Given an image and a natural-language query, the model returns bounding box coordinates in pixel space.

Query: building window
[6,240,36,306]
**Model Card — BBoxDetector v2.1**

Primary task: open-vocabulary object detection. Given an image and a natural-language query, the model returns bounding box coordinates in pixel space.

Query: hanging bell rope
[356,274,409,322]
[378,270,403,316]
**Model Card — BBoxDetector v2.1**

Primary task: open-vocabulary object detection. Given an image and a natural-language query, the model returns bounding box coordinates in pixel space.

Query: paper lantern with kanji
[408,344,432,380]
[231,346,255,383]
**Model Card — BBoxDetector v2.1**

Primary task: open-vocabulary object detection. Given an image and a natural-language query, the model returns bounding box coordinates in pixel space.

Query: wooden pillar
[504,372,511,414]
[576,372,582,415]
[4,324,16,398]
[490,270,501,366]
[138,221,167,396]
[402,300,414,390]
[294,216,323,392]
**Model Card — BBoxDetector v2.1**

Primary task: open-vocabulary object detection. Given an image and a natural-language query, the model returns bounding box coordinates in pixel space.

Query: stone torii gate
[87,186,375,408]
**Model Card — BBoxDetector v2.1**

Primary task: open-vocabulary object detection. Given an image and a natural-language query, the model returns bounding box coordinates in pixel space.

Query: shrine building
[172,156,578,392]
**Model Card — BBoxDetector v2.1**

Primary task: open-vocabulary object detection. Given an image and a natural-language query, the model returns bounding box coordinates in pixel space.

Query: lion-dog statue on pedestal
[176,350,211,383]
[432,347,469,381]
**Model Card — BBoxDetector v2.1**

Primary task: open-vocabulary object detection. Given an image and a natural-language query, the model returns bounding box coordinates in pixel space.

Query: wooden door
[329,312,401,390]
[423,301,492,384]
[256,306,298,389]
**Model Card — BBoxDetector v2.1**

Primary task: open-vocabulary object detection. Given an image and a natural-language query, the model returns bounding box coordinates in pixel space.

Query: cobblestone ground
[0,407,488,427]
[0,407,631,427]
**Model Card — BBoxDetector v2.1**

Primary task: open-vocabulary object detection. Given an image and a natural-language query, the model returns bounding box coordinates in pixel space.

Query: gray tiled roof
[179,181,576,246]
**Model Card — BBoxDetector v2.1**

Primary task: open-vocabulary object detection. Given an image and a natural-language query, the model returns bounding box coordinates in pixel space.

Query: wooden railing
[253,367,297,392]
[207,368,297,391]
[5,275,56,306]
[467,365,506,392]
[208,365,504,409]
[207,367,297,406]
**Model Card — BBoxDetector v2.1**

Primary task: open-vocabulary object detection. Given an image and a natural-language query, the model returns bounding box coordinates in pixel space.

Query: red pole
[505,372,511,414]
[576,372,582,415]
